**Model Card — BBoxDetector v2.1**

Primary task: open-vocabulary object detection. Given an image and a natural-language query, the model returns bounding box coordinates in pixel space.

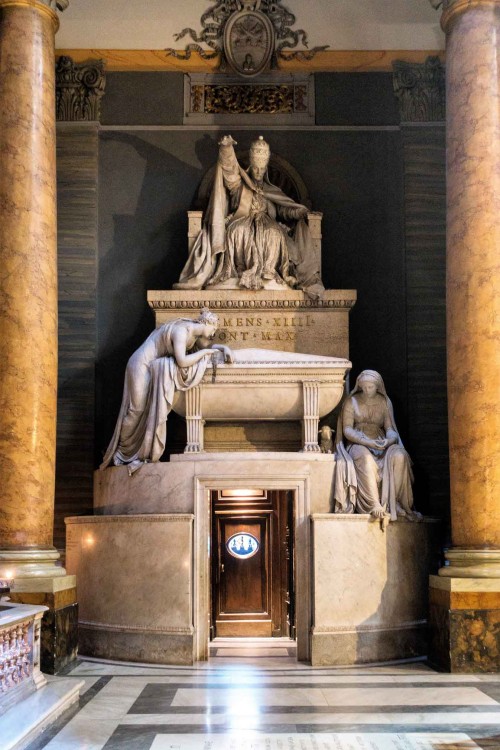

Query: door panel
[222,520,266,614]
[211,490,295,639]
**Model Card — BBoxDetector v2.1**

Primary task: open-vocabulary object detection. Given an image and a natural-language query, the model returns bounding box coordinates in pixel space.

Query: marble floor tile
[214,648,291,657]
[171,687,331,707]
[149,733,480,750]
[22,652,500,750]
[321,688,498,707]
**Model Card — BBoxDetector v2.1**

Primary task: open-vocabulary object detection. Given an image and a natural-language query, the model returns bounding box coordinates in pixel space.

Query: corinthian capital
[41,0,69,10]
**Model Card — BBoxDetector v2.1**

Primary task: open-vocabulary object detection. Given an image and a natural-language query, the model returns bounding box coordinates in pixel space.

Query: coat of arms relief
[166,0,328,77]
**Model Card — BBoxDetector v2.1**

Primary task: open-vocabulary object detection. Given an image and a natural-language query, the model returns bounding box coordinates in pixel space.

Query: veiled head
[352,370,387,398]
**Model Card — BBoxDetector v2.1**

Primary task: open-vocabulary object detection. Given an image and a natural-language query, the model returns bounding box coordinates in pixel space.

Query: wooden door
[215,516,271,636]
[211,490,295,638]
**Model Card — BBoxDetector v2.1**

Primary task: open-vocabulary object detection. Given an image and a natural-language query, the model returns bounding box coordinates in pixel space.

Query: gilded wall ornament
[165,0,328,76]
[55,56,106,122]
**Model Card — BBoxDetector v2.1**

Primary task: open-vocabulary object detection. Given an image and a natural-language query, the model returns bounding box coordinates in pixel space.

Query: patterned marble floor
[24,639,500,750]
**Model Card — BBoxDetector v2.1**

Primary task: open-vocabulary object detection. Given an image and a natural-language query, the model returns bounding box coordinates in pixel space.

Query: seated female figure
[334,370,420,520]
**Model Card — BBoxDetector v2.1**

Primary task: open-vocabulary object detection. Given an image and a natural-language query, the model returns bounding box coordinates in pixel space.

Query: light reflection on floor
[23,638,500,750]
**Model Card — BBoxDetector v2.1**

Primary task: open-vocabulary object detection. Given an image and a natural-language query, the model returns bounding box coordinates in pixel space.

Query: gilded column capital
[429,0,500,32]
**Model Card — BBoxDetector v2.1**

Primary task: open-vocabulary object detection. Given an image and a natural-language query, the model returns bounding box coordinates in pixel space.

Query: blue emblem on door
[226,532,259,560]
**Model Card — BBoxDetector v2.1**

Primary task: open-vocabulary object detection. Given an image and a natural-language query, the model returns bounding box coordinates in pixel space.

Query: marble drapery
[334,370,416,520]
[174,138,324,297]
[101,320,209,474]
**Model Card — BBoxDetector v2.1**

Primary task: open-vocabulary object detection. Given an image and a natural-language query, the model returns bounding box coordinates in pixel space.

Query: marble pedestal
[9,576,78,675]
[429,575,500,673]
[68,453,336,664]
[71,456,440,667]
[311,515,440,666]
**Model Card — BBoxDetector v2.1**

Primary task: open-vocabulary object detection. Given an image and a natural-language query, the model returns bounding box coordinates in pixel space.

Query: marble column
[0,0,77,673]
[428,0,500,672]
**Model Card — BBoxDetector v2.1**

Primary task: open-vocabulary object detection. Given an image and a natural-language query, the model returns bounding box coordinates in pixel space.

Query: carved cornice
[148,298,356,310]
[393,56,445,122]
[55,56,106,122]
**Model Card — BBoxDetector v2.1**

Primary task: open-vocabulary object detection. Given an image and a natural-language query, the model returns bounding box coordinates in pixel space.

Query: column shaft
[429,0,500,672]
[0,2,58,552]
[445,2,500,550]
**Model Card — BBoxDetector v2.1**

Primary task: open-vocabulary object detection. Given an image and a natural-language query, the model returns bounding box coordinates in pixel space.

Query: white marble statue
[174,134,324,298]
[333,370,421,521]
[100,309,232,474]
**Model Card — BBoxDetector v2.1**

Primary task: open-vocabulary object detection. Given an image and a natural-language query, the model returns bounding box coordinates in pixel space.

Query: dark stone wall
[55,71,448,542]
[56,123,98,550]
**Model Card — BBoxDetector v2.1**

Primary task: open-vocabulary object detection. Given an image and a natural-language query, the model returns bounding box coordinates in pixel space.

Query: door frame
[194,474,311,662]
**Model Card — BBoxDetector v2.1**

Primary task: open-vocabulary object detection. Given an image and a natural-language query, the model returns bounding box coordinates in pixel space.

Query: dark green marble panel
[41,603,79,675]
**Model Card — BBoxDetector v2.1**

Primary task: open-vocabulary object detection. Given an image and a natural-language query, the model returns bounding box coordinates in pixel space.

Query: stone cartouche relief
[393,56,445,122]
[165,0,328,75]
[55,56,105,122]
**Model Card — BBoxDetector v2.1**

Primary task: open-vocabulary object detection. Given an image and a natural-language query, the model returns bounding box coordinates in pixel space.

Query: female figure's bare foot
[370,506,387,519]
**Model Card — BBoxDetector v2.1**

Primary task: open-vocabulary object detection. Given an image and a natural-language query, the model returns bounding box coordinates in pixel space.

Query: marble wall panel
[94,453,335,516]
[65,516,194,661]
[311,515,440,665]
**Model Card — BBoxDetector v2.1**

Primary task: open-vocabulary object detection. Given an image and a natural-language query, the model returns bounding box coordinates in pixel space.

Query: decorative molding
[79,620,194,635]
[55,49,446,73]
[165,0,328,75]
[393,56,445,122]
[55,56,106,122]
[184,73,314,124]
[312,619,427,634]
[66,514,194,524]
[148,298,356,310]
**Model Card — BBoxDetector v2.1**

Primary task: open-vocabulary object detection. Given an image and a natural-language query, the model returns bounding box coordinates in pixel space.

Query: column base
[429,574,500,673]
[9,575,78,675]
[0,547,67,579]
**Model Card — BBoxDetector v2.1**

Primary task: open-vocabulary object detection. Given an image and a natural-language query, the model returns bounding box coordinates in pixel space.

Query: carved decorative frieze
[184,73,314,124]
[148,298,356,310]
[393,56,445,122]
[166,0,328,76]
[55,56,106,122]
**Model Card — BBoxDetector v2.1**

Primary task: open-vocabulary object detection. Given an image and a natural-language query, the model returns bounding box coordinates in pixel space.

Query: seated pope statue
[100,308,232,474]
[333,370,421,521]
[174,134,324,298]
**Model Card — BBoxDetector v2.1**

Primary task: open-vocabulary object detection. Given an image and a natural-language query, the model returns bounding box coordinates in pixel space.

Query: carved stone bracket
[56,56,106,122]
[393,56,445,123]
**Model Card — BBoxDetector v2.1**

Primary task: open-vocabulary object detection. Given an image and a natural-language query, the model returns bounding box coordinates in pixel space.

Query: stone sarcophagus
[172,348,351,453]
